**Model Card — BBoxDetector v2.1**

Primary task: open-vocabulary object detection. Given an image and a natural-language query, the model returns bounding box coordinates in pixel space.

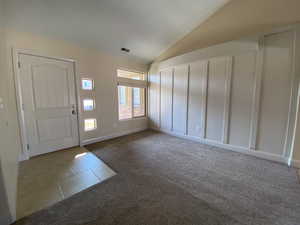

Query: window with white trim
[117,69,147,120]
[83,99,95,111]
[84,118,97,131]
[81,79,94,90]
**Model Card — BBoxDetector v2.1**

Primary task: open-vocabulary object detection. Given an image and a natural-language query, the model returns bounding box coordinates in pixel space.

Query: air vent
[121,48,130,53]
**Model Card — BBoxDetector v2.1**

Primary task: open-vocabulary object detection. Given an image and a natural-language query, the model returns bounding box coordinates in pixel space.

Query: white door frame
[12,48,82,161]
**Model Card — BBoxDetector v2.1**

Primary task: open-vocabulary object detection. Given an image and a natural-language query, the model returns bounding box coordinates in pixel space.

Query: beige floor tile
[18,176,58,199]
[17,184,63,219]
[90,163,116,181]
[17,147,116,219]
[59,169,100,198]
[70,153,102,173]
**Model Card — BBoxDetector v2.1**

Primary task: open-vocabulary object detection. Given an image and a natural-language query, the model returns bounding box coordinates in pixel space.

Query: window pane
[83,99,95,111]
[118,86,132,120]
[119,86,126,105]
[117,69,145,80]
[82,79,94,90]
[84,119,97,131]
[133,88,145,117]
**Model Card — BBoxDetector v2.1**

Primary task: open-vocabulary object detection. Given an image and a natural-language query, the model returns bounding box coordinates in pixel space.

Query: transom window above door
[117,69,145,80]
[117,69,147,120]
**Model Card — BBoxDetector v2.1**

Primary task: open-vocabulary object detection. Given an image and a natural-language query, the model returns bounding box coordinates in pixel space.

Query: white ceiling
[5,0,229,63]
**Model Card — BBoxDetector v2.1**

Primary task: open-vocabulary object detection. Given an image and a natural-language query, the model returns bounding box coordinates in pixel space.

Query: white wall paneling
[229,52,256,148]
[289,25,300,164]
[149,26,300,165]
[283,30,298,159]
[188,60,208,138]
[160,68,173,131]
[222,56,233,144]
[249,38,264,150]
[205,56,231,142]
[148,66,161,128]
[256,31,294,156]
[172,64,189,134]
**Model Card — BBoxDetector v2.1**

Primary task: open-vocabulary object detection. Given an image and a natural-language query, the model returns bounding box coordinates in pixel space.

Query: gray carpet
[14,130,300,225]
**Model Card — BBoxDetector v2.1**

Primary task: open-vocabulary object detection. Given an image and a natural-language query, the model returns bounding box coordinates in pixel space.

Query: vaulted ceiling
[5,0,230,63]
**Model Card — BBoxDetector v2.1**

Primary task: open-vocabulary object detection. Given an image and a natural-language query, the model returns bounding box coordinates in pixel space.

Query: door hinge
[26,144,29,150]
[18,61,21,68]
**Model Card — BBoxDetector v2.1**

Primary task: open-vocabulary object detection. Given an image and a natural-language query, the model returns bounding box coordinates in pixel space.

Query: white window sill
[119,116,147,122]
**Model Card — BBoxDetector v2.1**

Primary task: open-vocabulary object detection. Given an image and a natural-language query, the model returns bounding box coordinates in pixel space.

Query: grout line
[88,168,102,182]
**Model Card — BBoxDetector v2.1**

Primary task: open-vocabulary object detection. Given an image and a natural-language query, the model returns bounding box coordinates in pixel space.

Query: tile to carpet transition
[14,130,300,225]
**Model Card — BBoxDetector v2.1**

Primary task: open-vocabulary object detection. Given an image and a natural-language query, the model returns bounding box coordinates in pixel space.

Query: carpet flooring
[14,130,300,225]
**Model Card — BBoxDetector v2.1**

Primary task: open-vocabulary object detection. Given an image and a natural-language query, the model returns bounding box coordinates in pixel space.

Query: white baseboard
[18,152,29,162]
[19,127,148,161]
[292,160,300,169]
[152,128,288,165]
[81,127,148,146]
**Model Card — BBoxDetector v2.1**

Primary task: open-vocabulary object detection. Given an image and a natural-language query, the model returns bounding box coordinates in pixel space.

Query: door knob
[71,104,77,115]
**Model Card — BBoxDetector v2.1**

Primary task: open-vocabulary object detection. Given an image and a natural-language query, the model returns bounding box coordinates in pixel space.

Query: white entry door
[18,53,79,157]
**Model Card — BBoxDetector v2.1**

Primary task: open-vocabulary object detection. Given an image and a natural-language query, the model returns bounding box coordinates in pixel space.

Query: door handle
[71,104,77,115]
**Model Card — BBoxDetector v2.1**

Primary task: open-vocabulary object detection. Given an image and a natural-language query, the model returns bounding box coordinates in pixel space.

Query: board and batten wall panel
[150,27,299,164]
[148,68,160,128]
[172,65,189,134]
[257,31,294,156]
[205,57,230,142]
[160,68,173,131]
[228,52,256,148]
[188,60,208,137]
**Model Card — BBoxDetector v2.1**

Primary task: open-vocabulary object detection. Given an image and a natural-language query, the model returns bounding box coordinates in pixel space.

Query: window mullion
[131,87,134,118]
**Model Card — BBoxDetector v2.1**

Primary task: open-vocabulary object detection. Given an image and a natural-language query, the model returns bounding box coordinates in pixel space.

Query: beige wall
[6,30,149,148]
[1,29,149,221]
[0,0,19,222]
[156,0,300,61]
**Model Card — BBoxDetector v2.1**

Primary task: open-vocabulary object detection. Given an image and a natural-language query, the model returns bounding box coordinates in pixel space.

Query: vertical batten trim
[186,65,190,135]
[201,61,209,139]
[222,56,233,144]
[249,38,264,150]
[158,71,162,129]
[171,68,174,131]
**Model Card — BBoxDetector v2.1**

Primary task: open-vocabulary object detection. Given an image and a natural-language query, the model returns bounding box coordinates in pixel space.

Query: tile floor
[17,147,116,219]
